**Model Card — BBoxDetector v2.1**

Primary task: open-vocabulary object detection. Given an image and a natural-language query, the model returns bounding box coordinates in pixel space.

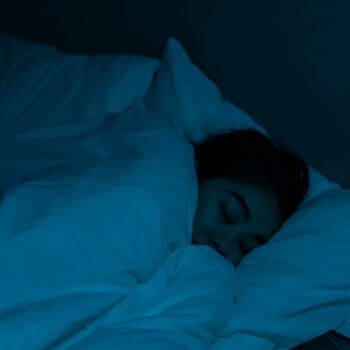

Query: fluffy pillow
[0,33,160,133]
[143,37,350,348]
[214,188,350,349]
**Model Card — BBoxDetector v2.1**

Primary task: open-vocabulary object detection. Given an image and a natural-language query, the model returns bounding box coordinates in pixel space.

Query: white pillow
[214,188,350,349]
[0,34,160,133]
[144,37,350,348]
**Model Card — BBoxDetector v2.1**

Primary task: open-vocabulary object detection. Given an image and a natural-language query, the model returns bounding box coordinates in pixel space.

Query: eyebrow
[228,190,251,221]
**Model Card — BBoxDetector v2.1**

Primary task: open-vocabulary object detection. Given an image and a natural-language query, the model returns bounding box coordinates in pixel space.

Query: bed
[0,33,349,349]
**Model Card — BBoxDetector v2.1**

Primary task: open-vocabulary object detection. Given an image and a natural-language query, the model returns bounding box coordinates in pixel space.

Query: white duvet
[1,33,350,350]
[0,100,235,349]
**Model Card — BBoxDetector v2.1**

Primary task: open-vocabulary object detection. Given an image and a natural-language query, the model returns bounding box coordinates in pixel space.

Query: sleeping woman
[191,129,309,266]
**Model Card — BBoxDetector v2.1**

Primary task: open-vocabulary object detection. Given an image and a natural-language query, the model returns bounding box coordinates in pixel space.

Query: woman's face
[192,178,283,266]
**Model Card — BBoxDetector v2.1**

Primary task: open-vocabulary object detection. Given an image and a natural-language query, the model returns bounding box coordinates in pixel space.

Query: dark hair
[192,128,309,222]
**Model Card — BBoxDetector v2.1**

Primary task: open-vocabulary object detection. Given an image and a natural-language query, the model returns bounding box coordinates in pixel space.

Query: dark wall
[1,0,349,187]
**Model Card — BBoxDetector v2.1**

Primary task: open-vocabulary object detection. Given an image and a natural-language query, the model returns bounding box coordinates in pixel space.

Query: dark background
[1,0,350,188]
